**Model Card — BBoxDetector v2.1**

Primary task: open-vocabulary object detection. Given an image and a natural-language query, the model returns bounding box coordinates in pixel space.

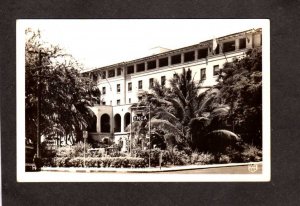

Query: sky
[20,19,266,70]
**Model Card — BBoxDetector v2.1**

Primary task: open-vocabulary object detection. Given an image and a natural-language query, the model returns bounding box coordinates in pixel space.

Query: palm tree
[135,68,239,152]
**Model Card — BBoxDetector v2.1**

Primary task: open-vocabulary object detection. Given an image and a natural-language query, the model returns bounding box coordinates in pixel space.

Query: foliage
[215,48,262,145]
[218,155,231,164]
[50,157,146,168]
[241,144,262,162]
[109,151,127,157]
[45,143,262,167]
[134,68,240,152]
[33,155,43,170]
[171,150,191,165]
[133,148,196,166]
[133,148,171,167]
[200,129,242,153]
[190,152,215,165]
[25,28,100,145]
[55,142,93,158]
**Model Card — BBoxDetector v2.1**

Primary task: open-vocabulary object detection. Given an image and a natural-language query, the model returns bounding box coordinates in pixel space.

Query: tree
[135,68,238,151]
[214,48,262,146]
[25,28,100,149]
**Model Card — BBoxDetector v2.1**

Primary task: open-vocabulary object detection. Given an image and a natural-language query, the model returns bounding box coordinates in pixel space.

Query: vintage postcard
[17,19,270,182]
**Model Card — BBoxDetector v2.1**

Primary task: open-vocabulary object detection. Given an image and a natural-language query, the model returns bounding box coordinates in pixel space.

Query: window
[102,87,106,95]
[92,73,98,82]
[213,65,220,76]
[128,98,131,104]
[117,84,120,93]
[149,78,154,88]
[222,41,236,53]
[137,63,145,72]
[102,101,106,105]
[239,38,246,49]
[138,80,143,89]
[198,48,208,59]
[161,76,166,86]
[127,65,134,74]
[184,51,195,62]
[117,68,122,76]
[108,69,115,78]
[200,68,206,80]
[117,99,120,105]
[147,60,156,70]
[101,71,106,79]
[171,54,181,65]
[159,57,168,67]
[128,82,132,91]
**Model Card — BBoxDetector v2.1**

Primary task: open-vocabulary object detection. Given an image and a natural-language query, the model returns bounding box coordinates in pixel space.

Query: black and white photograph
[17,19,270,182]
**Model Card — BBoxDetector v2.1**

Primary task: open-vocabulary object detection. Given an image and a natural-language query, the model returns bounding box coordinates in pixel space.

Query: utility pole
[131,105,151,167]
[148,105,151,168]
[36,50,42,158]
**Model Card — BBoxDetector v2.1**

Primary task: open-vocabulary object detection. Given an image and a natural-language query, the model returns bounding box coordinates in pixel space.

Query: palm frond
[210,105,230,118]
[206,129,241,142]
[149,118,184,140]
[153,107,181,126]
[165,97,185,121]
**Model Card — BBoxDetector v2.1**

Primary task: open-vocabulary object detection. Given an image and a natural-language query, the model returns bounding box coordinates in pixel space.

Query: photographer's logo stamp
[248,164,258,173]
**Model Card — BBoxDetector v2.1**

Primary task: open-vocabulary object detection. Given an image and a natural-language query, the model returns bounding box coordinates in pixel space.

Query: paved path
[40,162,262,174]
[161,163,262,174]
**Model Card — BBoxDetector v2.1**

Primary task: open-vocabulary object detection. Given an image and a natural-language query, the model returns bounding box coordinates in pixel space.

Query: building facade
[84,28,262,147]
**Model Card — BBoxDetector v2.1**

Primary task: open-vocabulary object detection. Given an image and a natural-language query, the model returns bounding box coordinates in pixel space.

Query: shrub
[55,142,93,158]
[241,144,262,162]
[133,148,172,167]
[223,146,243,163]
[51,157,146,168]
[73,142,92,157]
[218,155,231,164]
[109,151,127,157]
[172,150,190,165]
[190,152,215,165]
[33,156,44,170]
[41,157,53,167]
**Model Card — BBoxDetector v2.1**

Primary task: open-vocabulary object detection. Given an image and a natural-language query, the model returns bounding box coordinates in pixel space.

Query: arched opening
[114,114,121,132]
[101,114,110,133]
[124,112,131,131]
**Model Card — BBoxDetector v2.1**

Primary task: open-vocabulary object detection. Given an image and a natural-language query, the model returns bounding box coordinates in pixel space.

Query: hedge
[50,156,146,168]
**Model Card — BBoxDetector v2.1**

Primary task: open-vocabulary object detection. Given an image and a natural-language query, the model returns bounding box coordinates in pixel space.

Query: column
[168,56,171,65]
[235,38,240,50]
[121,113,124,133]
[219,42,223,54]
[97,113,101,133]
[110,113,114,134]
[194,50,198,60]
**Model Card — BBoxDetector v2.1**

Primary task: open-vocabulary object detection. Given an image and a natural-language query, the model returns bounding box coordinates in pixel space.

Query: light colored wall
[88,30,262,142]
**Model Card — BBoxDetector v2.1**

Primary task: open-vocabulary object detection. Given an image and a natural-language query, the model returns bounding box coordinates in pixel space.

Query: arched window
[101,114,110,133]
[124,112,131,130]
[114,114,121,132]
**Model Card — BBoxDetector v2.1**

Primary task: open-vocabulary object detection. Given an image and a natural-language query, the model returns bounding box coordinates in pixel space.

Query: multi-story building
[83,28,262,147]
